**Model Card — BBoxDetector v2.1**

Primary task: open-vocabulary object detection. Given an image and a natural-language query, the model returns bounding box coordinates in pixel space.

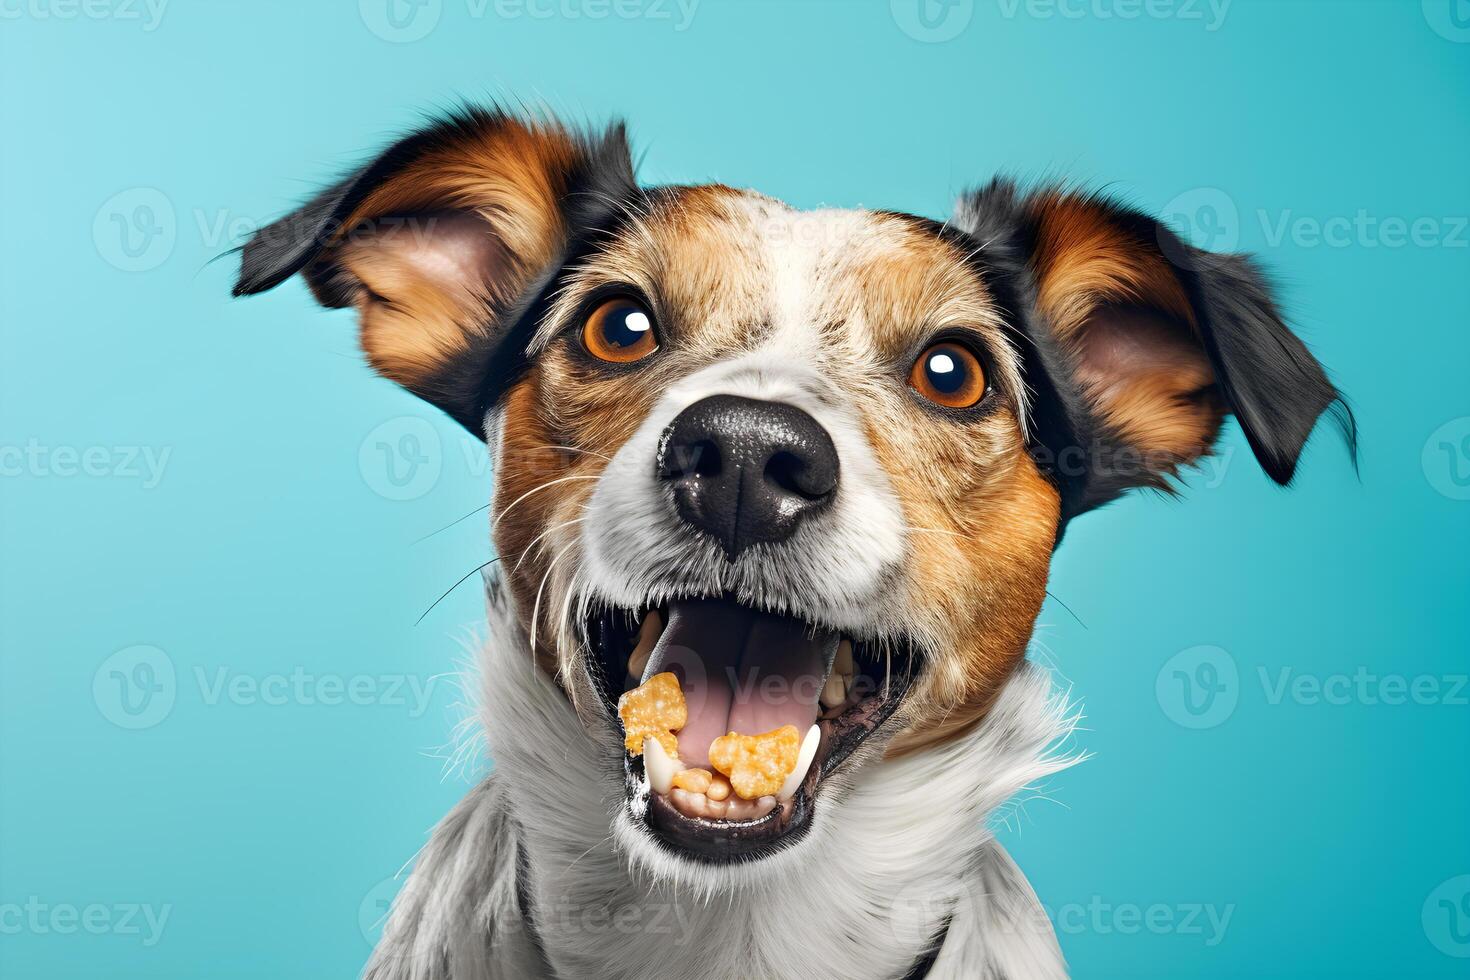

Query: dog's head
[236,109,1351,867]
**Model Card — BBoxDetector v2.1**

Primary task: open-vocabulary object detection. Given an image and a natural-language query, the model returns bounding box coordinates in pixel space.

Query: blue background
[2,1,1467,976]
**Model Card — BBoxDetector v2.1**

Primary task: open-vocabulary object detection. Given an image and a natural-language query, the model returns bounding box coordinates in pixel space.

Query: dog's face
[238,110,1347,867]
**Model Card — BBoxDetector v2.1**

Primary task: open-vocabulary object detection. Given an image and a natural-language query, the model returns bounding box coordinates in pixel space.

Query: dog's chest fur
[365,587,1077,980]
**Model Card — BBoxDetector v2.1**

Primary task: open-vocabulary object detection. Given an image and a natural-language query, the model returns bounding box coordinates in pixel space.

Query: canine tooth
[643,732,677,795]
[820,672,848,710]
[626,610,663,682]
[777,724,821,802]
[834,639,854,677]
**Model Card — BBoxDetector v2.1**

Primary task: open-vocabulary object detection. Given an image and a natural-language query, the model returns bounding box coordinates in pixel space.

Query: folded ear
[954,180,1355,518]
[233,107,638,435]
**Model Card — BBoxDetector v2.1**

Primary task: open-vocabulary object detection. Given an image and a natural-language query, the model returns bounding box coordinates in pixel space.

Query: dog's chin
[585,595,920,865]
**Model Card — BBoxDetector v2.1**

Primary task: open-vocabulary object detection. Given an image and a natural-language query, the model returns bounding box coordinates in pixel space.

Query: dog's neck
[477,585,1076,980]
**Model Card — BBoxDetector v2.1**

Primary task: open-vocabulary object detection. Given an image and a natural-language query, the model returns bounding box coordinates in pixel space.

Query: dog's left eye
[583,297,659,364]
[909,340,986,409]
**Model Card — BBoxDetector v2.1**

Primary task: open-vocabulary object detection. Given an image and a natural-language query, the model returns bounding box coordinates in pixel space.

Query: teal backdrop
[2,1,1468,976]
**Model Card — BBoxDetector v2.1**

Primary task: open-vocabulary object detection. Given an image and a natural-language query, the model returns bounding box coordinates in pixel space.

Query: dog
[234,107,1352,979]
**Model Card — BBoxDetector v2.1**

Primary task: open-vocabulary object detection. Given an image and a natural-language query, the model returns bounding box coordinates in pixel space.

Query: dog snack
[670,767,712,794]
[619,672,806,803]
[705,773,732,802]
[709,725,801,800]
[616,671,685,758]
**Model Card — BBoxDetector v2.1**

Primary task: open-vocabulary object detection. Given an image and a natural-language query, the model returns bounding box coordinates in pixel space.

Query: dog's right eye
[583,297,659,364]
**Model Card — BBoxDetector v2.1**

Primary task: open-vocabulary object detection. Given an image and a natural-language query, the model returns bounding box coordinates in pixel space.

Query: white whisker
[493,474,600,530]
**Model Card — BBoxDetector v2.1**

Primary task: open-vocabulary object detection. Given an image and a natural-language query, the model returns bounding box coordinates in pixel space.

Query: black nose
[656,394,839,559]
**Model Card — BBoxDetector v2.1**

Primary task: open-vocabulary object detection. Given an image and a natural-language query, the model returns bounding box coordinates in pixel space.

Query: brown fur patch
[332,118,584,395]
[862,384,1058,755]
[1026,191,1224,475]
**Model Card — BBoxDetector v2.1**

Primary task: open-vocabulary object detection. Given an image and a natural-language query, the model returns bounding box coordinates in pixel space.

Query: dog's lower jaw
[364,584,1078,980]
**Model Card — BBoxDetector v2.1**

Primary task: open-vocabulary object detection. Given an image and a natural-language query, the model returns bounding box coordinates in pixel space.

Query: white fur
[364,586,1078,979]
[583,350,908,638]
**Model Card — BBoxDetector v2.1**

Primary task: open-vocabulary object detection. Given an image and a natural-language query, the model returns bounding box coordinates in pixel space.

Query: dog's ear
[955,180,1355,519]
[233,107,638,435]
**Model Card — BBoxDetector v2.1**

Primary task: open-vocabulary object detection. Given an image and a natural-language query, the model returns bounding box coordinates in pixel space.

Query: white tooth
[834,639,854,677]
[626,610,663,682]
[777,724,821,802]
[820,672,848,711]
[643,735,677,795]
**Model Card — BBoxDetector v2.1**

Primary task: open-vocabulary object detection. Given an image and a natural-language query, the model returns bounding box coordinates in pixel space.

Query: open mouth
[588,597,919,861]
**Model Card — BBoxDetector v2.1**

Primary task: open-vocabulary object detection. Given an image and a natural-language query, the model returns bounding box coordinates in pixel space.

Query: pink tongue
[642,600,837,770]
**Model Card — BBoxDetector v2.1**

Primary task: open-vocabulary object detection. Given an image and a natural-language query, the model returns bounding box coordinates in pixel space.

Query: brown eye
[909,341,986,409]
[582,297,658,363]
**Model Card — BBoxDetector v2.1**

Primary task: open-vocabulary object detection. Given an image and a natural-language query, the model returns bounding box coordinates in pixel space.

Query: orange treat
[706,774,732,802]
[671,768,712,794]
[708,725,801,800]
[616,671,686,758]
